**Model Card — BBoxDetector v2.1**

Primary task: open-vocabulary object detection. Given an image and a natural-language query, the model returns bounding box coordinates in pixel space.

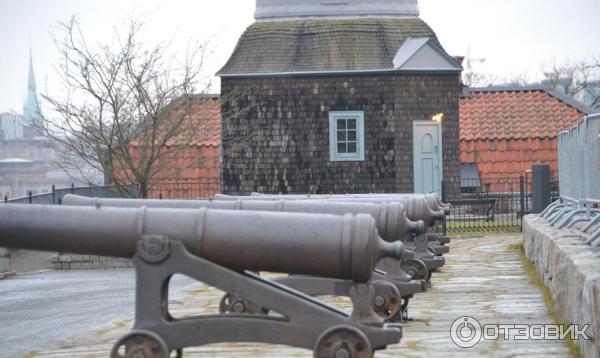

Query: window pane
[347,130,357,141]
[347,142,357,153]
[337,142,347,153]
[337,130,347,142]
[347,119,357,130]
[337,119,346,130]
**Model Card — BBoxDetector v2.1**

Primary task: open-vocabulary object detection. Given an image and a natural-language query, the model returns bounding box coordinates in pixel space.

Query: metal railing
[148,180,220,200]
[3,180,221,204]
[540,197,600,247]
[549,114,600,246]
[3,184,138,205]
[442,176,531,234]
[558,114,600,200]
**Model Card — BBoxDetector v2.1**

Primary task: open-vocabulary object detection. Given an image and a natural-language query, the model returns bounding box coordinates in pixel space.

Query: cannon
[215,194,448,272]
[216,193,449,246]
[216,194,446,228]
[63,195,430,319]
[63,195,426,241]
[0,204,404,357]
[250,192,450,217]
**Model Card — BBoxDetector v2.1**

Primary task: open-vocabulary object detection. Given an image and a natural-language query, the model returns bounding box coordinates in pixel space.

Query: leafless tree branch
[40,16,207,198]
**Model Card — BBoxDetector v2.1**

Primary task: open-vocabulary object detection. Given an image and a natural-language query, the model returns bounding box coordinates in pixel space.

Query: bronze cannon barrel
[0,204,402,282]
[63,195,426,240]
[216,194,445,227]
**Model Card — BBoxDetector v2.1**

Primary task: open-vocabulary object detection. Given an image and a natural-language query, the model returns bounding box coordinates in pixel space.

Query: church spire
[23,48,44,128]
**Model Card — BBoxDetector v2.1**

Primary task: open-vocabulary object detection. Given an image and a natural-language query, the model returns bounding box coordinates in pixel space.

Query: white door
[413,121,443,194]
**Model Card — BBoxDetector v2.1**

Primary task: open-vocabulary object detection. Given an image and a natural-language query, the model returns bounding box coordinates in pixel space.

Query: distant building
[0,113,24,141]
[0,52,101,200]
[576,82,600,111]
[459,86,594,192]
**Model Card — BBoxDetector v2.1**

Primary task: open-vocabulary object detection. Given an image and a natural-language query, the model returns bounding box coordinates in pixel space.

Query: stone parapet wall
[52,254,133,270]
[523,215,600,358]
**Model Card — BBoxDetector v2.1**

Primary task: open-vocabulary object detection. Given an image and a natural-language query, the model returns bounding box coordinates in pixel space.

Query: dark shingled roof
[218,18,443,76]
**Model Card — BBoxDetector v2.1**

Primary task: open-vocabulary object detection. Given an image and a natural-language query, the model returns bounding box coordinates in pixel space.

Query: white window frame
[329,111,365,162]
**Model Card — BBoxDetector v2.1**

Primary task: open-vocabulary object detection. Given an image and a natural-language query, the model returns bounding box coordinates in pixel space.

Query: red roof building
[153,94,221,199]
[460,87,593,190]
[120,94,221,199]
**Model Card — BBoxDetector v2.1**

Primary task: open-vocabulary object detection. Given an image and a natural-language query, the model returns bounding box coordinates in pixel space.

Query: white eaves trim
[393,37,463,71]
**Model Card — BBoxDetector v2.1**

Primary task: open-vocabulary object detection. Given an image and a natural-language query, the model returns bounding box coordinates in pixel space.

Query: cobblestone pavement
[24,235,572,357]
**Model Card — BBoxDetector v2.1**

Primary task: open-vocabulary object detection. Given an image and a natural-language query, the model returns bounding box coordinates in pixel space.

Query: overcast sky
[0,0,599,113]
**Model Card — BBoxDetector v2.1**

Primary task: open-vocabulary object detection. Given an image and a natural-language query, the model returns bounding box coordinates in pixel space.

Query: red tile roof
[460,138,559,178]
[460,88,589,141]
[166,95,221,148]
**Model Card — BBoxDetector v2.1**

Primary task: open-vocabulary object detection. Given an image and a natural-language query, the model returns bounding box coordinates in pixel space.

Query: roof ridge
[545,89,594,115]
[468,85,552,93]
[466,86,594,115]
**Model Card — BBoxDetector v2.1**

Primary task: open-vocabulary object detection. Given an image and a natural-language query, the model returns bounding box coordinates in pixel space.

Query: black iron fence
[442,177,528,234]
[148,180,220,200]
[3,184,138,205]
[2,180,219,205]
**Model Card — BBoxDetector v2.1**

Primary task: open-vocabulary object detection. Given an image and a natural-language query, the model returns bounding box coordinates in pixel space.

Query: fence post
[532,165,552,213]
[441,180,447,203]
[28,190,33,204]
[524,171,529,214]
[52,185,56,205]
[519,176,525,222]
[441,180,447,236]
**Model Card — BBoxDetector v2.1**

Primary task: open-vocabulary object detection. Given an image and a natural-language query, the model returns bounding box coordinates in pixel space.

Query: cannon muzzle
[0,204,402,282]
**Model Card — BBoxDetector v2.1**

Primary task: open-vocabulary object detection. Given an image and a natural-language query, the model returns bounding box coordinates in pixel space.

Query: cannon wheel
[219,293,269,315]
[371,280,401,321]
[314,325,373,358]
[111,330,170,358]
[401,259,429,282]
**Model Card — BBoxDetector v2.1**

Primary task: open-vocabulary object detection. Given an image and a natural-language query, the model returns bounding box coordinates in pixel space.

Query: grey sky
[0,0,599,113]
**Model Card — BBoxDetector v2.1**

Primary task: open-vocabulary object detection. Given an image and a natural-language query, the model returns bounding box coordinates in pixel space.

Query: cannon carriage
[0,192,450,357]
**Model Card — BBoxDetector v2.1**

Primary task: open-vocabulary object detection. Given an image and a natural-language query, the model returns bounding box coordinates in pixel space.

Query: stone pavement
[27,234,572,357]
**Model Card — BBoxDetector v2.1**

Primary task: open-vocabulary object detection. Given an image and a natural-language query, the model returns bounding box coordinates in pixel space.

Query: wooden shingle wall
[221,73,461,195]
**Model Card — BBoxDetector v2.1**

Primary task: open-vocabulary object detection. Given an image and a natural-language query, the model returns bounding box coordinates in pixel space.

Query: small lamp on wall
[432,113,444,123]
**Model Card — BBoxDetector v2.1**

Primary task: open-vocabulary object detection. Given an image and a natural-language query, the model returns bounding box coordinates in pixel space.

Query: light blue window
[329,111,365,161]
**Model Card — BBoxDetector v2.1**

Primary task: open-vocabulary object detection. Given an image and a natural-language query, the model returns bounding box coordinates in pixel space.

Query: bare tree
[503,72,530,87]
[41,16,208,198]
[542,58,600,109]
[463,70,498,88]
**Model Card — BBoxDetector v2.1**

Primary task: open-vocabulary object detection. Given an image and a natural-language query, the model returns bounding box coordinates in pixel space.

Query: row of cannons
[0,192,450,358]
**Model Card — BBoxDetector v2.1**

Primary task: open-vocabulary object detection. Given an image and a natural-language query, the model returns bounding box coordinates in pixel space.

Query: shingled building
[219,0,462,195]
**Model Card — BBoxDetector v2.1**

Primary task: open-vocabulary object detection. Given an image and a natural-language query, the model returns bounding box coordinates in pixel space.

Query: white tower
[255,0,420,21]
